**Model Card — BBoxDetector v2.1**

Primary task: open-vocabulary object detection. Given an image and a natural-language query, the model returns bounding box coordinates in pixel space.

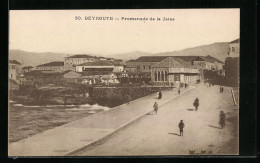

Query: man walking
[153,102,159,115]
[193,97,199,111]
[178,120,185,136]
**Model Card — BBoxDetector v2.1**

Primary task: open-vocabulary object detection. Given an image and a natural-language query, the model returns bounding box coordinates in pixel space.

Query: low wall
[92,86,170,107]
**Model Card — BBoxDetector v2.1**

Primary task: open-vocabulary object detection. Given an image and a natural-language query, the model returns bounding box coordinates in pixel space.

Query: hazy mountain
[154,42,229,62]
[9,50,69,67]
[9,42,230,67]
[108,51,152,61]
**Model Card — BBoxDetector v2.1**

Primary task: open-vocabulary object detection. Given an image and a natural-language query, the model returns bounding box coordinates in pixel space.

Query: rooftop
[37,61,64,67]
[128,55,223,64]
[66,54,96,58]
[199,55,223,64]
[78,60,115,67]
[9,60,21,65]
[152,57,194,68]
[229,39,240,44]
[22,66,34,69]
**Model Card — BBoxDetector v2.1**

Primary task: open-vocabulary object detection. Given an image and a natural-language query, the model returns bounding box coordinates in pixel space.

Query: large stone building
[75,60,124,73]
[228,39,239,58]
[64,55,97,71]
[36,61,64,72]
[126,55,223,73]
[64,54,124,71]
[151,57,200,86]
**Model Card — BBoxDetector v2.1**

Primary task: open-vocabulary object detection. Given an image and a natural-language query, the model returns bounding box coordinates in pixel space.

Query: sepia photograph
[8,9,239,156]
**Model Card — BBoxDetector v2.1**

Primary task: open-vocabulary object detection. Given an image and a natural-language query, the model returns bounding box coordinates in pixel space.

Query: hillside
[155,42,229,62]
[9,50,68,67]
[109,51,152,61]
[9,42,230,66]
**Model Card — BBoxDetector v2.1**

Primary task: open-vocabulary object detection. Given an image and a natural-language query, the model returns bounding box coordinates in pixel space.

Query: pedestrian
[178,88,181,94]
[185,83,188,88]
[158,91,162,99]
[153,102,159,115]
[178,120,185,136]
[219,111,226,129]
[222,87,224,93]
[220,86,222,93]
[193,97,199,111]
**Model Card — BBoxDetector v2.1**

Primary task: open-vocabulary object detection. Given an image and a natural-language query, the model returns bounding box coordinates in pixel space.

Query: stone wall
[92,86,169,107]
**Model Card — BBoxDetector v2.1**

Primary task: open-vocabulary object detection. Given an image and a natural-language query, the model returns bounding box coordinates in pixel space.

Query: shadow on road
[208,125,222,129]
[187,108,194,111]
[168,133,180,136]
[146,112,156,115]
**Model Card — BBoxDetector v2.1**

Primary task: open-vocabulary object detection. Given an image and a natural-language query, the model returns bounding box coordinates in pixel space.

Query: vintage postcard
[8,9,239,156]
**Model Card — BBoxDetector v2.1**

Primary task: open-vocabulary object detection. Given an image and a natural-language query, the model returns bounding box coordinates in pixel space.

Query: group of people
[153,96,226,136]
[219,86,224,93]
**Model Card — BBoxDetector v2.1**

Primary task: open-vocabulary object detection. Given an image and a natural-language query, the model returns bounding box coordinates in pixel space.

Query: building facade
[22,66,34,74]
[151,57,200,86]
[36,61,64,72]
[64,55,97,71]
[9,60,22,81]
[228,39,240,58]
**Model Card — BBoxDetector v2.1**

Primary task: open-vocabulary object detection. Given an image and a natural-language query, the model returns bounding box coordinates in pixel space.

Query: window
[161,71,164,81]
[149,66,151,69]
[165,71,168,81]
[11,74,13,78]
[143,65,145,69]
[158,71,160,81]
[154,71,157,81]
[174,74,180,81]
[232,47,235,52]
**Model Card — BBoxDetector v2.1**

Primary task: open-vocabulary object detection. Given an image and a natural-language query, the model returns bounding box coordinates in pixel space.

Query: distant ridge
[155,42,229,62]
[9,42,230,66]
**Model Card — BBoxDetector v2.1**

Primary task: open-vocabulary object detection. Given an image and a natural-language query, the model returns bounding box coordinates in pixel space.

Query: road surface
[75,84,239,156]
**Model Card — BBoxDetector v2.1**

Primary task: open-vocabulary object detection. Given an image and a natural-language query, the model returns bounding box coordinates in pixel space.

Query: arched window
[165,71,168,81]
[161,71,164,81]
[158,71,160,81]
[154,71,157,81]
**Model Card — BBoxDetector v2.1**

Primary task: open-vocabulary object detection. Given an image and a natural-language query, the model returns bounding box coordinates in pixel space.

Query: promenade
[9,85,195,156]
[75,84,238,156]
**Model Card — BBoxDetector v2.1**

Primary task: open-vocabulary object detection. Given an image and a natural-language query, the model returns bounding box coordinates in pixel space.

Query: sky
[9,9,240,55]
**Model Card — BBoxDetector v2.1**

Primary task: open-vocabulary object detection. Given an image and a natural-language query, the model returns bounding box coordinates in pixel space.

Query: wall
[92,86,168,107]
[36,66,64,72]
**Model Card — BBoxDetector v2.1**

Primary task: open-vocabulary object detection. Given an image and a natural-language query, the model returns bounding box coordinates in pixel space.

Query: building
[192,55,224,71]
[36,61,64,72]
[22,66,34,74]
[75,60,124,73]
[9,60,22,81]
[63,71,119,85]
[64,54,98,71]
[126,55,223,73]
[228,39,239,58]
[151,57,200,86]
